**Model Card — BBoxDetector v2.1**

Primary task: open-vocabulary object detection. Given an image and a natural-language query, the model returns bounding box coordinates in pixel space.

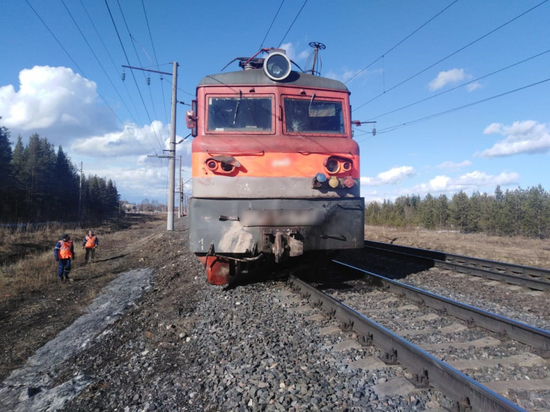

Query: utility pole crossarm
[122,65,172,76]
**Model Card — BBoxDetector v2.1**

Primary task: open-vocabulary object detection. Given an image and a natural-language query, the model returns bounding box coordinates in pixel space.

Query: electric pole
[178,155,182,219]
[124,62,179,231]
[167,61,178,230]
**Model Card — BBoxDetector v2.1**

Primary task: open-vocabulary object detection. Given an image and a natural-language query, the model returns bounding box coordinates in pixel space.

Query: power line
[25,4,120,123]
[163,77,195,97]
[354,0,549,112]
[345,0,460,85]
[104,0,163,153]
[363,77,550,138]
[114,0,164,152]
[141,0,169,125]
[60,0,140,128]
[25,0,154,156]
[78,0,142,124]
[278,0,308,48]
[260,0,285,49]
[367,48,550,122]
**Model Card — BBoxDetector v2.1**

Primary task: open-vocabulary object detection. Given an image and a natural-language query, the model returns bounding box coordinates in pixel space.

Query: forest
[0,125,120,223]
[365,186,550,239]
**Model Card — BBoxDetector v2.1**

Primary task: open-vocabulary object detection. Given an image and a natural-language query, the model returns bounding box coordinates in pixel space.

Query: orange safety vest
[85,235,97,249]
[58,240,73,259]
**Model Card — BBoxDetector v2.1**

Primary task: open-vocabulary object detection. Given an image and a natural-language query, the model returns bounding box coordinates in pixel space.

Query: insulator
[372,126,377,136]
[146,76,151,86]
[121,71,126,81]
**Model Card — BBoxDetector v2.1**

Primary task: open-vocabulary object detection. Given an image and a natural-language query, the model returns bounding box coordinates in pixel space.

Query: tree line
[365,186,550,239]
[0,125,120,223]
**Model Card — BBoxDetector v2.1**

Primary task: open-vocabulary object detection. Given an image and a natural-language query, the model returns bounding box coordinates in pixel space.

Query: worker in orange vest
[54,234,75,281]
[82,230,98,263]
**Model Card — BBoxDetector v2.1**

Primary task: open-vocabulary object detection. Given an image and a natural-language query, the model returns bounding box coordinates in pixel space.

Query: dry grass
[366,225,550,268]
[0,217,146,303]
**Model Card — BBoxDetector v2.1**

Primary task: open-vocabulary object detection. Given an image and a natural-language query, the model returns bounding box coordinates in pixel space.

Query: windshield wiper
[233,90,242,125]
[308,93,316,111]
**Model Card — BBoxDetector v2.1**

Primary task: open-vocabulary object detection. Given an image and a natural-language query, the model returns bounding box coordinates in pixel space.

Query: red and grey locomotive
[186,47,364,285]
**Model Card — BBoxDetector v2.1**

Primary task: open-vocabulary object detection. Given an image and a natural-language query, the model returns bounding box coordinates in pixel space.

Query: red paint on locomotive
[188,48,364,285]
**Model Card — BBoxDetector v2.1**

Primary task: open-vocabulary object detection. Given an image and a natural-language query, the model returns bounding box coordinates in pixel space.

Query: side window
[207,97,272,132]
[284,98,344,134]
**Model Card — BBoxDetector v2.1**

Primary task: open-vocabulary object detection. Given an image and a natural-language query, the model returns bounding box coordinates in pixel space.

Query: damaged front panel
[189,197,364,258]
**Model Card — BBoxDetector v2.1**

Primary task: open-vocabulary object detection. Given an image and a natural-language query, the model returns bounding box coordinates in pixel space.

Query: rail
[333,260,550,353]
[364,240,550,291]
[288,274,525,412]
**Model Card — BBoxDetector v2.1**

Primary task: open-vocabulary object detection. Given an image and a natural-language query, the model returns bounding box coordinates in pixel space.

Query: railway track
[364,240,550,291]
[289,262,550,412]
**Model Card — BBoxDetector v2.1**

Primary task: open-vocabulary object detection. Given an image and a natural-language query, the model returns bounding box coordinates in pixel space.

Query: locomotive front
[187,49,364,285]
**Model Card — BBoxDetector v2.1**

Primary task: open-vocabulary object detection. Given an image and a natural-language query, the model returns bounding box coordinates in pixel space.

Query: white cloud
[466,82,482,92]
[278,43,310,64]
[409,170,519,195]
[297,49,309,61]
[477,120,550,158]
[0,65,197,204]
[279,42,295,61]
[428,68,471,91]
[483,123,502,135]
[0,66,117,143]
[361,166,416,186]
[437,160,472,170]
[71,121,192,159]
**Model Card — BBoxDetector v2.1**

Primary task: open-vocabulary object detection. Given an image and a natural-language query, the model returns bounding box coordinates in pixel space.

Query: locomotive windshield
[284,98,344,135]
[208,96,272,132]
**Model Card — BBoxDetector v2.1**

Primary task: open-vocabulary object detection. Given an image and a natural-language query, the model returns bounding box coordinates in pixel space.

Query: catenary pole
[122,63,177,231]
[178,155,182,219]
[167,61,178,230]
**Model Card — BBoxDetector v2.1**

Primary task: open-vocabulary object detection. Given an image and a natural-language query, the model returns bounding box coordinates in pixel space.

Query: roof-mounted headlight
[263,50,291,81]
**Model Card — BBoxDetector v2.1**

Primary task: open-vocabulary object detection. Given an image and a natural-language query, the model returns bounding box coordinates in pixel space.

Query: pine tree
[421,194,437,229]
[55,146,79,220]
[436,194,449,228]
[0,125,13,218]
[450,191,470,231]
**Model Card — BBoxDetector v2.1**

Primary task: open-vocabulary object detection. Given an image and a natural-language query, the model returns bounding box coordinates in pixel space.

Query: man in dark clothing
[54,234,75,281]
[82,230,99,263]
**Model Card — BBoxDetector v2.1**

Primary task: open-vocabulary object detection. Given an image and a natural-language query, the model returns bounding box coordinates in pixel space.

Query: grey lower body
[189,197,364,261]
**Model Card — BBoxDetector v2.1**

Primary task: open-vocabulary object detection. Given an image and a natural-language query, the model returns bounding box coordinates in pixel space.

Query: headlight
[264,51,291,81]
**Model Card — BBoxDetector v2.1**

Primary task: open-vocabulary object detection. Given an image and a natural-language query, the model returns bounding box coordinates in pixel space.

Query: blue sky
[1,0,549,203]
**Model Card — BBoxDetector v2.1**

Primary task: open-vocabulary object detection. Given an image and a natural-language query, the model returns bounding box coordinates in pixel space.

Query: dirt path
[0,214,168,381]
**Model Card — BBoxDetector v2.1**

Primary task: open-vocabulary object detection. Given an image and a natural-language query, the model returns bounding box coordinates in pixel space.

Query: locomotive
[186,47,364,285]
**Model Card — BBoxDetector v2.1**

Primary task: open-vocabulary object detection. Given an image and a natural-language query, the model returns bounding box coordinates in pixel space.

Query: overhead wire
[78,0,142,124]
[278,0,308,47]
[259,0,285,50]
[104,0,164,154]
[345,0,460,84]
[60,0,140,127]
[141,0,169,125]
[114,0,164,152]
[366,48,550,122]
[163,77,195,97]
[358,76,550,139]
[354,0,549,112]
[24,0,156,156]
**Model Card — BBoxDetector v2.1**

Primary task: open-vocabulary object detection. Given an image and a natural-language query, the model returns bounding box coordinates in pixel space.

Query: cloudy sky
[1,0,549,203]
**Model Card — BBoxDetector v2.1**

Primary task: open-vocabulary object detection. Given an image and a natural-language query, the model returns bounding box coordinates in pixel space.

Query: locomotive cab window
[284,98,345,135]
[207,96,273,132]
